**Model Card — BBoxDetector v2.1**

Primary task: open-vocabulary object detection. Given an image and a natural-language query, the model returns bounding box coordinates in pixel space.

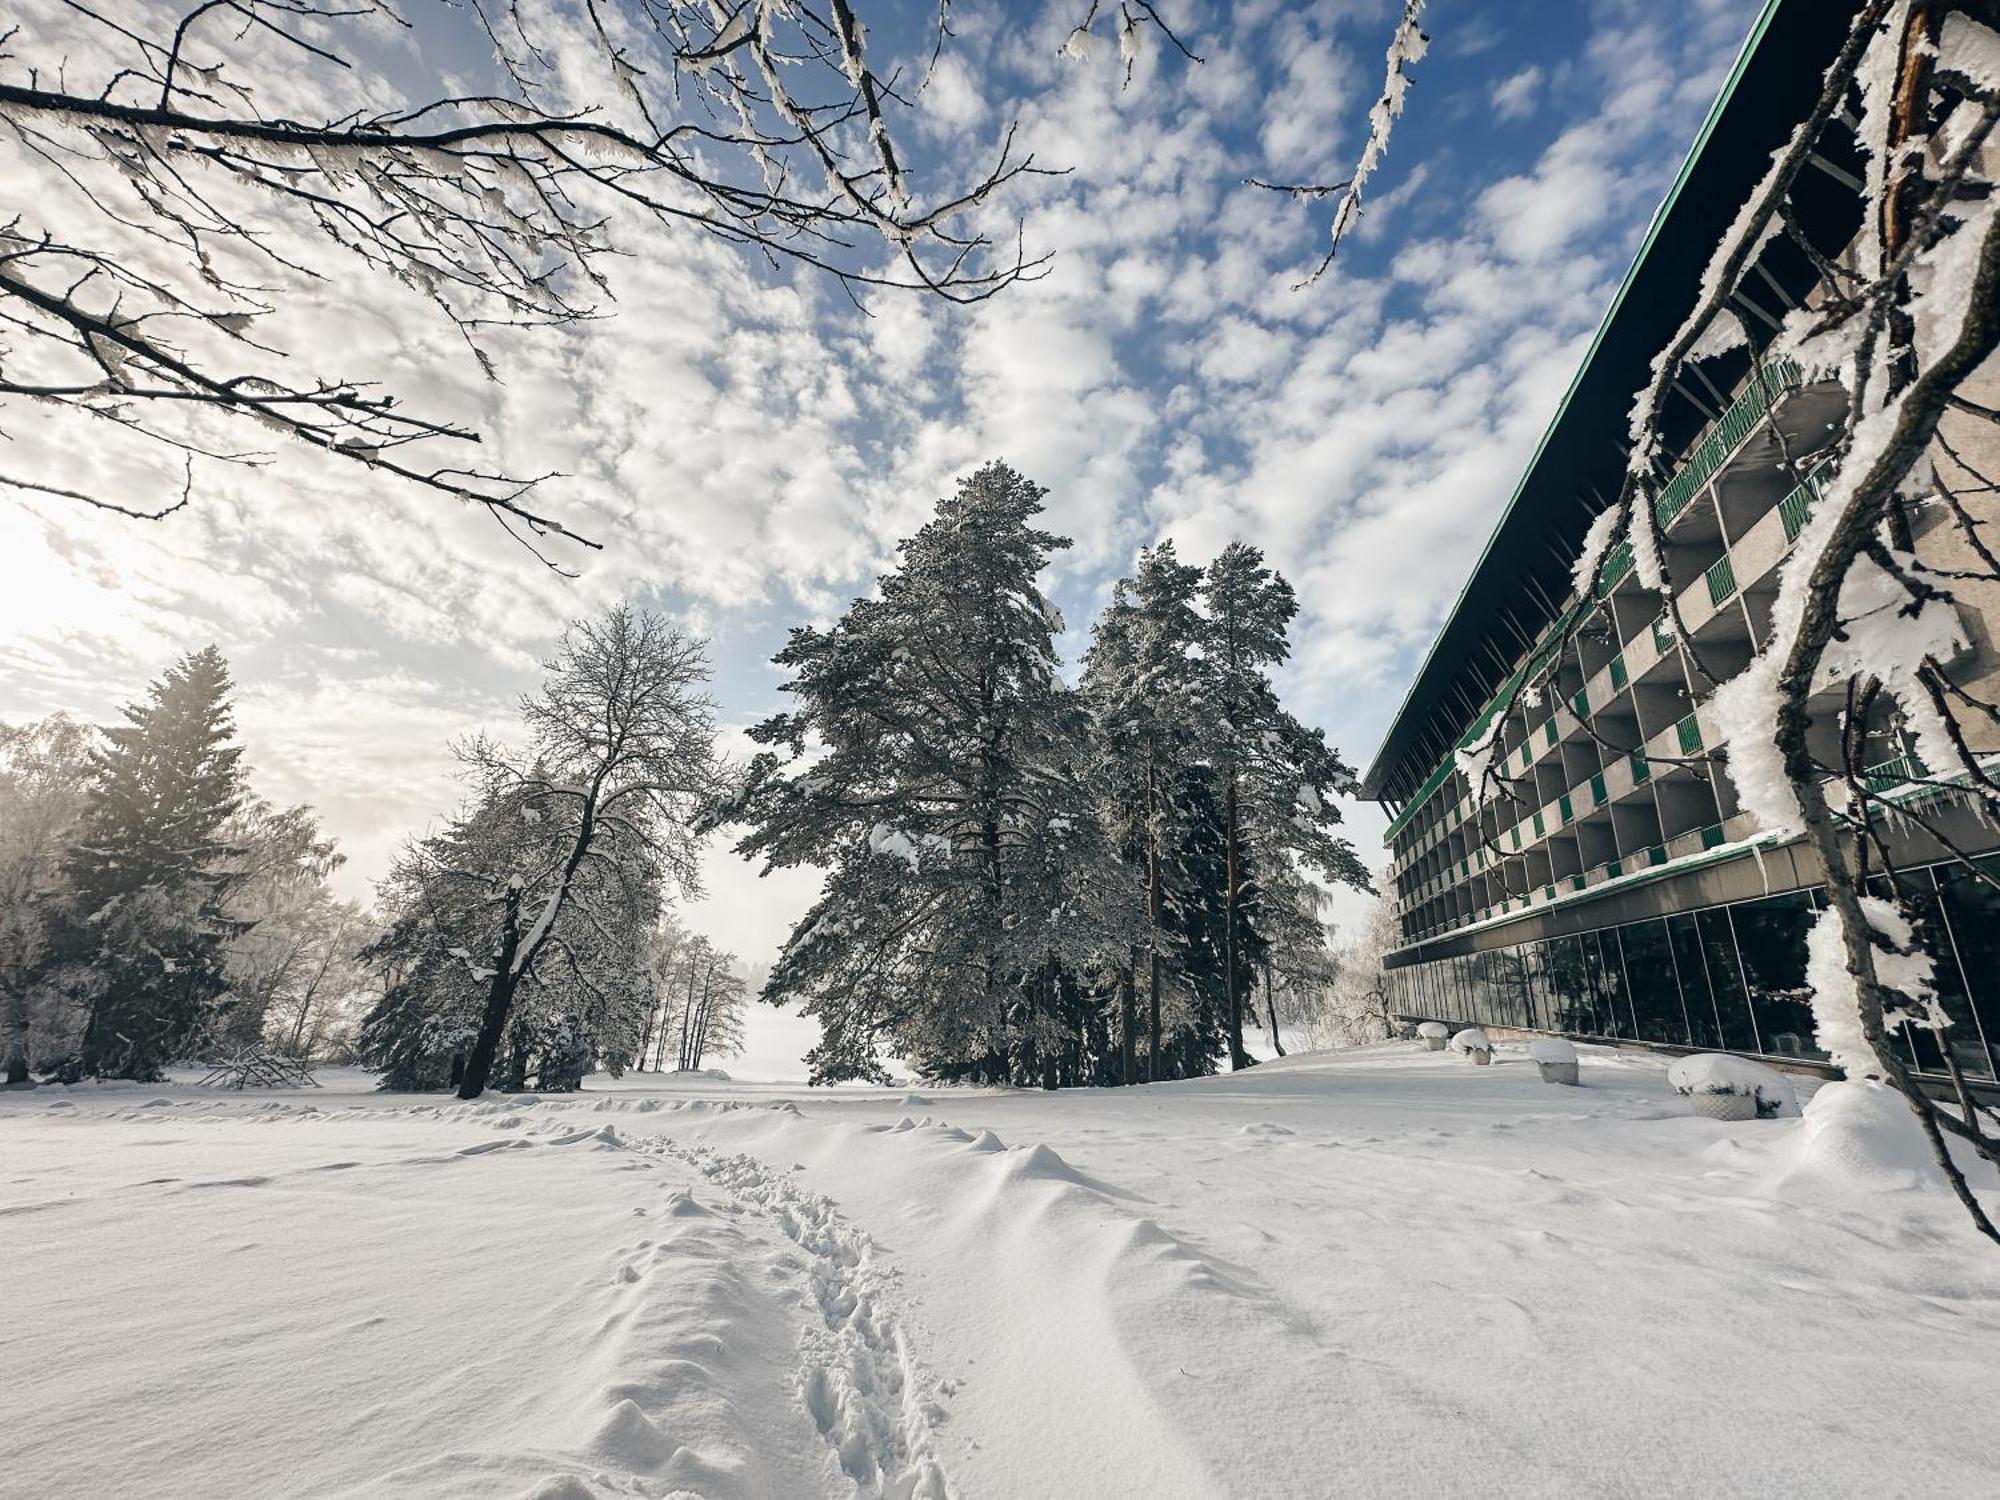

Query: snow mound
[967,1129,1005,1153]
[1527,1039,1576,1064]
[1447,1028,1492,1054]
[590,1396,676,1467]
[902,1092,932,1106]
[1416,1021,1450,1039]
[1783,1080,1946,1191]
[1666,1054,1797,1116]
[1239,1122,1296,1136]
[1003,1143,1081,1182]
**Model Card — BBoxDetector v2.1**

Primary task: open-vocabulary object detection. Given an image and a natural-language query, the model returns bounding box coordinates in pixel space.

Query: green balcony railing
[1597,541,1634,597]
[1653,358,1804,530]
[1676,713,1703,754]
[1778,481,1814,542]
[1705,553,1737,606]
[1589,771,1607,806]
[1863,752,1930,793]
[1609,654,1628,692]
[1571,687,1590,721]
[1558,793,1574,825]
[1543,718,1559,747]
[1700,822,1727,850]
[1652,614,1675,654]
[1533,810,1546,837]
[1649,843,1669,867]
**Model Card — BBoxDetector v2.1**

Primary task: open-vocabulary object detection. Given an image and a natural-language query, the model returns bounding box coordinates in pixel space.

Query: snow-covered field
[4,1043,1998,1498]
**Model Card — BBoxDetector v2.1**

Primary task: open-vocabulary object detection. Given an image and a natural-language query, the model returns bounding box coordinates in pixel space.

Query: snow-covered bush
[1416,1021,1449,1052]
[1667,1054,1796,1121]
[1447,1027,1492,1065]
[1528,1038,1578,1087]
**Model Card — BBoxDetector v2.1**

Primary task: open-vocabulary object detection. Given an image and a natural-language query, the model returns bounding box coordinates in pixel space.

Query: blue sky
[1,0,1762,1068]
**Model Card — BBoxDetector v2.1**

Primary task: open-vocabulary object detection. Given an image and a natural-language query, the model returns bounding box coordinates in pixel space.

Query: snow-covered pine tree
[1195,542,1372,1066]
[60,646,248,1080]
[733,460,1102,1084]
[0,714,95,1083]
[1080,542,1208,1080]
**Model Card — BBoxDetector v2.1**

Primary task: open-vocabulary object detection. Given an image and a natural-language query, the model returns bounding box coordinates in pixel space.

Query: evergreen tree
[1080,542,1206,1080]
[0,714,95,1083]
[733,460,1108,1084]
[62,646,247,1080]
[1199,543,1371,1068]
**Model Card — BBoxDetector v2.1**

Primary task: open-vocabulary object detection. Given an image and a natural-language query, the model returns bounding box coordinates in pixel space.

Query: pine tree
[733,460,1107,1084]
[1199,543,1371,1068]
[1080,542,1206,1080]
[62,646,247,1080]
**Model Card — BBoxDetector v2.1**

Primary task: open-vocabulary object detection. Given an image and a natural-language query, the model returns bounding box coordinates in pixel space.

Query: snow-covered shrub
[1667,1054,1796,1121]
[1416,1020,1449,1051]
[1447,1027,1492,1065]
[1528,1038,1578,1086]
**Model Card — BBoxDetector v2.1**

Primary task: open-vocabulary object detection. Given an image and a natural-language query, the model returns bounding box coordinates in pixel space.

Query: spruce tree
[1080,541,1206,1080]
[1199,542,1370,1067]
[734,460,1107,1084]
[65,646,247,1080]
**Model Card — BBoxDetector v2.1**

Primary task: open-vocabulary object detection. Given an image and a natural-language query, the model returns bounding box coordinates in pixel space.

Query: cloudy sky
[2,0,1761,1075]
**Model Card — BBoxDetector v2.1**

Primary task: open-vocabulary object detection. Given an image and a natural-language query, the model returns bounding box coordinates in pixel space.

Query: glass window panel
[1488,946,1530,1029]
[1589,931,1633,1038]
[1616,920,1692,1045]
[1865,869,1972,1074]
[1727,894,1823,1060]
[1544,935,1598,1035]
[1931,858,1999,1080]
[1668,913,1725,1050]
[1695,908,1760,1053]
[1514,943,1545,1029]
[1464,951,1499,1028]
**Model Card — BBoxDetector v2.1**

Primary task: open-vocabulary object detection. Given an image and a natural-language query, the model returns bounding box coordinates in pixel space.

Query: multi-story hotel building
[1360,0,2000,1084]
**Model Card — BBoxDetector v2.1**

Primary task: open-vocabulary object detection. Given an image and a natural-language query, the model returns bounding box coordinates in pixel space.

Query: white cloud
[1491,64,1544,120]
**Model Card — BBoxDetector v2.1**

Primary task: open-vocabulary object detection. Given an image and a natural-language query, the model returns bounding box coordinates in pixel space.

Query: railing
[1676,713,1704,754]
[1705,553,1737,605]
[1598,540,1634,596]
[1630,751,1650,784]
[1778,480,1814,542]
[1609,654,1628,692]
[1653,358,1804,530]
[1863,752,1930,793]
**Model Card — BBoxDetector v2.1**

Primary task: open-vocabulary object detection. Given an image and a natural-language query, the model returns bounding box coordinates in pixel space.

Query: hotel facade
[1359,0,2000,1085]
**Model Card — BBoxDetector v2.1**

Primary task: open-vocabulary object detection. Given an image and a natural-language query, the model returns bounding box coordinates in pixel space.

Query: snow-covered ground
[4,1043,1998,1498]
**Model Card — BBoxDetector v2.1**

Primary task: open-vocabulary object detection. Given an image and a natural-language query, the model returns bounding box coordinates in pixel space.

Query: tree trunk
[677,958,699,1071]
[3,980,29,1084]
[1041,954,1059,1091]
[1145,759,1163,1083]
[456,885,524,1100]
[1224,773,1252,1071]
[690,961,716,1068]
[1119,963,1136,1086]
[1263,957,1286,1057]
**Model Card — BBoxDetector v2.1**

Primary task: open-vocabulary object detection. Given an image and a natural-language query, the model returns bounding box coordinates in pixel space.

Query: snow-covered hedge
[1666,1054,1796,1118]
